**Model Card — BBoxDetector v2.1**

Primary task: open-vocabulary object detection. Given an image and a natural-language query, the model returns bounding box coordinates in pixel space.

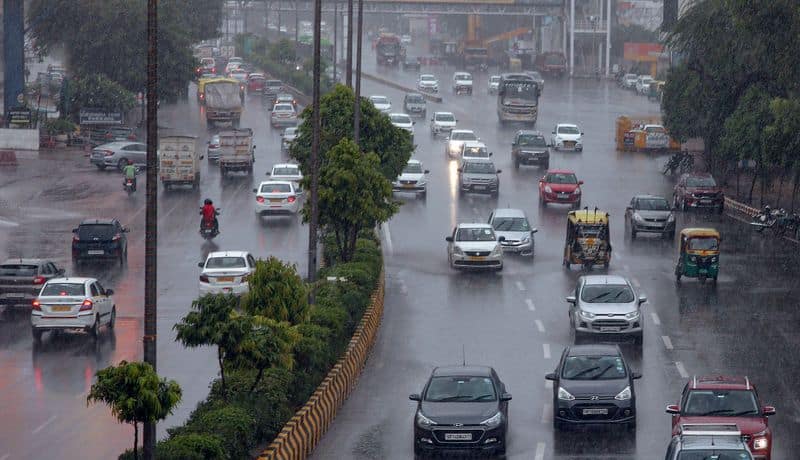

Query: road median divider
[358,70,443,104]
[724,196,759,218]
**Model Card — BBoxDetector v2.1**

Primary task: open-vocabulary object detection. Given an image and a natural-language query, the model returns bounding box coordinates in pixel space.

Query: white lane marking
[534,442,546,460]
[651,312,661,325]
[31,415,56,434]
[632,277,641,288]
[623,264,630,271]
[675,361,689,379]
[662,335,674,350]
[534,319,545,333]
[543,343,551,359]
[381,222,393,255]
[525,298,535,311]
[541,403,551,424]
[0,218,20,227]
[545,380,552,390]
[515,281,526,291]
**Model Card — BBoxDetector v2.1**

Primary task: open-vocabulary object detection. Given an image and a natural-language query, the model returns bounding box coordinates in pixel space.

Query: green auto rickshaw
[675,228,720,284]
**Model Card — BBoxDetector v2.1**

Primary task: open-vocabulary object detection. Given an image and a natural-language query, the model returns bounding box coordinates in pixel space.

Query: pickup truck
[0,258,65,308]
[159,135,201,190]
[219,128,255,176]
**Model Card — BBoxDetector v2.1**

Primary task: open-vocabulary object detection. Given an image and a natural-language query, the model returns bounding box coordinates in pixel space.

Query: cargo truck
[204,78,243,127]
[218,128,255,176]
[159,135,201,190]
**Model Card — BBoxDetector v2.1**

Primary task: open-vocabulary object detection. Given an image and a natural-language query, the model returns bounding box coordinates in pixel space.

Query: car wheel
[673,194,680,209]
[681,197,688,212]
[543,161,550,169]
[117,158,128,171]
[576,147,583,152]
[626,419,637,432]
[96,164,106,171]
[109,307,116,329]
[631,226,637,239]
[514,157,520,169]
[89,316,99,339]
[32,328,43,342]
[496,263,503,272]
[633,331,643,345]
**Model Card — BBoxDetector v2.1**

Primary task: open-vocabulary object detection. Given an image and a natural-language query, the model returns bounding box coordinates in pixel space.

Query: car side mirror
[57,268,65,275]
[489,152,493,156]
[265,171,271,175]
[253,145,257,149]
[197,262,204,268]
[252,188,258,192]
[566,295,576,304]
[409,393,421,401]
[498,236,506,242]
[578,180,584,185]
[500,393,512,401]
[581,132,585,135]
[105,289,115,296]
[632,372,642,380]
[445,236,454,242]
[638,295,648,305]
[625,207,632,212]
[511,142,516,146]
[762,406,776,416]
[457,168,462,172]
[496,169,502,174]
[424,170,430,174]
[122,227,130,233]
[531,228,538,234]
[666,404,680,415]
[551,131,556,134]
[545,373,557,381]
[444,137,450,141]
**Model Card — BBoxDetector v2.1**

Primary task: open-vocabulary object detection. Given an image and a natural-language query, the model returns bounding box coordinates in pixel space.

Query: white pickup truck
[218,128,255,176]
[159,135,201,190]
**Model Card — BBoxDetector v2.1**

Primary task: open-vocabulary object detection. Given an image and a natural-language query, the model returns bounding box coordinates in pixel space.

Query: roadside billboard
[623,42,664,62]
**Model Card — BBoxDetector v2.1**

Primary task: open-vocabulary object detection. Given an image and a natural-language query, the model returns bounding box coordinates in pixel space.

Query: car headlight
[573,188,581,195]
[480,412,503,428]
[544,186,552,193]
[449,144,460,153]
[453,246,464,255]
[667,214,675,222]
[558,387,575,401]
[689,255,697,263]
[579,309,595,319]
[625,310,640,319]
[710,256,718,263]
[416,411,437,428]
[521,235,531,243]
[614,386,632,401]
[633,213,644,222]
[491,245,502,256]
[752,434,768,451]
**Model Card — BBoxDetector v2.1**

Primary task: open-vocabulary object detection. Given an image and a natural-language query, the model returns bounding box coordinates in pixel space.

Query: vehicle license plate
[583,408,608,415]
[565,141,575,147]
[474,185,486,190]
[701,199,712,204]
[403,184,415,188]
[222,287,232,293]
[558,193,569,199]
[52,306,71,312]
[216,277,234,282]
[88,250,104,255]
[467,256,484,261]
[444,433,473,441]
[600,327,620,332]
[269,198,282,203]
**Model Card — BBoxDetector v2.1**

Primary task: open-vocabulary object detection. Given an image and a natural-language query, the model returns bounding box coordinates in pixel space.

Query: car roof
[687,375,754,391]
[556,123,578,128]
[456,222,493,229]
[434,111,454,116]
[516,129,544,136]
[259,180,294,186]
[369,95,388,100]
[272,163,299,170]
[491,208,526,219]
[581,275,630,286]
[462,141,486,148]
[451,129,474,134]
[454,71,472,76]
[389,112,411,118]
[95,141,136,148]
[420,74,436,78]
[1,258,49,265]
[407,159,422,165]
[546,169,576,175]
[206,251,249,258]
[632,194,667,200]
[405,92,424,97]
[79,218,117,225]
[566,344,621,357]
[432,365,493,377]
[45,277,94,284]
[274,103,294,108]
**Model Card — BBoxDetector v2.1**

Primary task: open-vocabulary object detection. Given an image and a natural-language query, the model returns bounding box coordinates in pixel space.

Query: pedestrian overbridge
[255,0,563,16]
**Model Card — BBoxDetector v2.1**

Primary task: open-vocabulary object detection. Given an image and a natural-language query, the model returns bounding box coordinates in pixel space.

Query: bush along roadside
[118,243,383,460]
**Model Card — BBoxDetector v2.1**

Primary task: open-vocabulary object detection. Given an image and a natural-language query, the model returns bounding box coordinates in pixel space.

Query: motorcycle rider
[122,159,137,191]
[200,198,219,234]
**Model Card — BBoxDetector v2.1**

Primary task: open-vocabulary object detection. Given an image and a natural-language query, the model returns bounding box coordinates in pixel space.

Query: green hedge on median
[118,236,382,460]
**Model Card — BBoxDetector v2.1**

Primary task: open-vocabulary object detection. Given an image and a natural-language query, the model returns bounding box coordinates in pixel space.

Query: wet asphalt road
[0,47,799,460]
[307,46,800,459]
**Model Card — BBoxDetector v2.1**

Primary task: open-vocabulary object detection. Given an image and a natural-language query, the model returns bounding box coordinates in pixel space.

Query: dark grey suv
[71,219,129,265]
[511,130,550,169]
[458,160,501,197]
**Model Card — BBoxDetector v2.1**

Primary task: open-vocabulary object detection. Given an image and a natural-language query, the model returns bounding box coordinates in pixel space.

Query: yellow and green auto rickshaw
[675,228,720,283]
[563,209,612,270]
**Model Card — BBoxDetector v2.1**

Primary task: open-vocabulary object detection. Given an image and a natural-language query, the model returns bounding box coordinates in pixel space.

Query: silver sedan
[566,275,647,345]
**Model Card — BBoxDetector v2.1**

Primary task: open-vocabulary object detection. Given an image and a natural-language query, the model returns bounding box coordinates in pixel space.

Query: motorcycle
[750,206,786,233]
[123,178,136,195]
[199,208,221,240]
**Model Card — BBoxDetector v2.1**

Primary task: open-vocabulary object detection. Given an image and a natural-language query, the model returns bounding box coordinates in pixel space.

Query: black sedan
[410,365,511,457]
[403,56,422,71]
[546,344,641,430]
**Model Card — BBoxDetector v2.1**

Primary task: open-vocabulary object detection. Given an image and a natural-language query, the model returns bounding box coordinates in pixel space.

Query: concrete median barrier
[359,71,443,103]
[724,197,759,218]
[256,268,385,460]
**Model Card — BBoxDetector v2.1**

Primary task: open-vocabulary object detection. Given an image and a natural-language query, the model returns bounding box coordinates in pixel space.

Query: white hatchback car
[392,159,429,197]
[254,180,303,216]
[198,251,256,295]
[31,277,116,341]
[446,129,479,157]
[281,127,298,152]
[368,95,392,113]
[550,123,584,152]
[445,223,504,271]
[268,163,303,184]
[430,111,457,136]
[460,141,492,161]
[389,113,414,134]
[417,74,439,93]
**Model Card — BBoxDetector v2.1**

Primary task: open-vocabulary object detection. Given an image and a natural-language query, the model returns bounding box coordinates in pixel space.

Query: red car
[538,169,583,208]
[673,172,724,213]
[666,375,775,460]
[247,73,266,93]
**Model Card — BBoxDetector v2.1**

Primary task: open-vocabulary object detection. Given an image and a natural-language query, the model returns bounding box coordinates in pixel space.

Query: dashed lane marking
[541,403,551,424]
[651,312,661,326]
[662,335,674,350]
[675,361,689,379]
[525,299,536,311]
[31,415,56,434]
[381,222,393,255]
[535,319,545,333]
[515,281,526,291]
[543,343,551,359]
[535,442,546,460]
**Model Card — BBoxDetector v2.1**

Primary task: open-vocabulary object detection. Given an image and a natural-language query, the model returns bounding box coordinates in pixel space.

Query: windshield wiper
[434,395,473,402]
[568,366,601,379]
[588,292,611,302]
[589,365,617,380]
[469,394,496,402]
[698,409,735,416]
[729,410,759,416]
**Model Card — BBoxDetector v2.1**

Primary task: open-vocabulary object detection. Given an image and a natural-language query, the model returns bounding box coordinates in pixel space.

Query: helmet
[204,198,213,205]
[128,159,134,165]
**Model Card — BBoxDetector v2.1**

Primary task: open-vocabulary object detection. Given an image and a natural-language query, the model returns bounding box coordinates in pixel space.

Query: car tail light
[32,300,41,311]
[127,134,137,140]
[199,274,209,283]
[73,234,80,242]
[256,196,265,203]
[241,273,251,282]
[105,133,113,139]
[33,276,46,285]
[99,149,114,156]
[200,93,204,99]
[212,67,216,73]
[79,299,93,311]
[196,67,201,72]
[112,234,121,241]
[287,196,296,203]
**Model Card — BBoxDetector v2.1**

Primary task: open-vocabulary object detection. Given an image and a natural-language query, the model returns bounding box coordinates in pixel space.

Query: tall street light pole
[353,0,363,145]
[333,1,338,82]
[308,0,322,283]
[346,0,354,87]
[143,0,159,458]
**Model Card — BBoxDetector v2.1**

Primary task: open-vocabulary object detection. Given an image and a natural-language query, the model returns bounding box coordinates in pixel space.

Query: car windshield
[421,76,436,82]
[455,73,472,81]
[452,132,477,141]
[266,80,282,87]
[463,162,496,174]
[490,76,500,83]
[683,390,760,416]
[41,283,85,296]
[77,224,116,240]
[456,227,496,242]
[677,451,752,460]
[562,355,627,380]
[406,95,424,103]
[644,126,666,134]
[284,128,297,136]
[581,285,635,303]
[558,126,580,134]
[636,198,670,210]
[205,257,247,269]
[436,113,455,122]
[687,176,717,187]
[424,376,496,402]
[274,104,294,112]
[403,163,423,174]
[546,173,578,184]
[688,237,719,251]
[0,264,38,276]
[517,134,547,147]
[492,217,530,232]
[272,167,299,176]
[463,146,489,158]
[260,183,292,193]
[390,115,411,124]
[370,96,388,104]
[575,224,606,238]
[501,81,538,101]
[625,74,637,80]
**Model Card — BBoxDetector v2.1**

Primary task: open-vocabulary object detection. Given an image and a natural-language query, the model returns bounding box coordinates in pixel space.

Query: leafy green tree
[232,317,297,392]
[240,257,308,324]
[764,97,800,208]
[87,361,182,460]
[270,39,297,65]
[65,75,136,120]
[290,84,414,181]
[302,138,398,262]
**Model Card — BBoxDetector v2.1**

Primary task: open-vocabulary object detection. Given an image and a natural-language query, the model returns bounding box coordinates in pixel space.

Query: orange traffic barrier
[0,150,17,166]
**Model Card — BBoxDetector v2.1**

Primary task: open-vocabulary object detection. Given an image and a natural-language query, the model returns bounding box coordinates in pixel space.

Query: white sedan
[417,74,439,93]
[392,159,429,197]
[368,95,392,113]
[253,180,303,216]
[550,123,584,152]
[198,251,256,295]
[281,127,298,152]
[445,129,479,157]
[389,113,414,135]
[430,111,457,136]
[31,277,116,341]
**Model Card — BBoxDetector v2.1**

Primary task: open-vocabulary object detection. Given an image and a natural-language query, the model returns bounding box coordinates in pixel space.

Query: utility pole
[308,0,322,283]
[142,0,159,458]
[3,0,25,120]
[346,0,354,87]
[353,0,363,145]
[333,2,338,82]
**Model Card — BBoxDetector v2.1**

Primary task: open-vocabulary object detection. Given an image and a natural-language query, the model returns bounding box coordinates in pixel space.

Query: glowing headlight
[480,412,503,428]
[625,310,640,319]
[416,411,437,428]
[450,144,460,153]
[615,386,632,401]
[752,436,768,450]
[580,310,595,319]
[544,186,553,193]
[558,387,575,401]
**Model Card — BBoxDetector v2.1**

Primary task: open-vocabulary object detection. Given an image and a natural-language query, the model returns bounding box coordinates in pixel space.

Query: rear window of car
[41,283,85,296]
[406,95,424,103]
[266,80,282,87]
[435,113,455,122]
[686,176,717,187]
[205,257,246,269]
[272,167,299,176]
[77,224,116,240]
[0,264,38,276]
[260,183,292,193]
[451,132,477,141]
